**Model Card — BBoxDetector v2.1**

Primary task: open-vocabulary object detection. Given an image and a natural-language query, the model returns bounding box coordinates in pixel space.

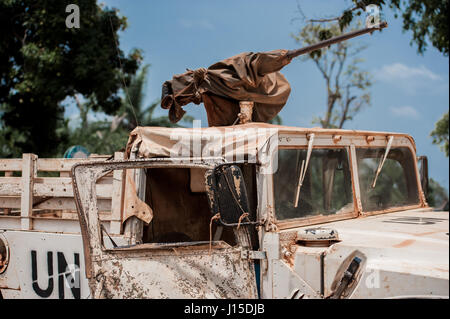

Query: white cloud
[390,106,420,119]
[375,63,448,95]
[179,19,214,30]
[376,63,442,81]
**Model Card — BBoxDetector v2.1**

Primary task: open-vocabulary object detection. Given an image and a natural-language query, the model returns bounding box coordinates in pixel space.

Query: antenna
[108,14,140,128]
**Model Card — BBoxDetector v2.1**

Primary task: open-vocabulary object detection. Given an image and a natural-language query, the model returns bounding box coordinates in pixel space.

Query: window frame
[267,133,425,229]
[355,145,424,217]
[270,145,359,230]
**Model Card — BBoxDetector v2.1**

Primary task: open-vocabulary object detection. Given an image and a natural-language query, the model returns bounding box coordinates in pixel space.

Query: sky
[68,0,449,191]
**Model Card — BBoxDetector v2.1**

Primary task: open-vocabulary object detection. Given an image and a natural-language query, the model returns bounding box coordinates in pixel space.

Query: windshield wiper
[371,135,394,188]
[294,134,315,208]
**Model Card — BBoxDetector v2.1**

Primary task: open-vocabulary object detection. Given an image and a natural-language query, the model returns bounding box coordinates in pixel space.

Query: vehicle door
[71,159,258,299]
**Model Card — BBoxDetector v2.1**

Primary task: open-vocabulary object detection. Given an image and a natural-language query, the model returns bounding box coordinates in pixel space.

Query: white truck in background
[0,152,130,299]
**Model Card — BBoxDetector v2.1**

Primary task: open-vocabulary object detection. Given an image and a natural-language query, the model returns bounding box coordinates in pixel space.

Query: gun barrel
[287,21,388,59]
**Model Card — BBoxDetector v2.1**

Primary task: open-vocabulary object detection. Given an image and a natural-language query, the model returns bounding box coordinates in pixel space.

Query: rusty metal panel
[91,246,257,299]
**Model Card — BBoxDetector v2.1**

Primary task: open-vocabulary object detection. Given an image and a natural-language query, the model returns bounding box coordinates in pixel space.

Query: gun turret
[161,21,388,126]
[287,21,388,59]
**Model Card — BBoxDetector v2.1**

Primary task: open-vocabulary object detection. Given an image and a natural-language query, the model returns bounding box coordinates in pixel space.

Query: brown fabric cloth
[161,49,293,126]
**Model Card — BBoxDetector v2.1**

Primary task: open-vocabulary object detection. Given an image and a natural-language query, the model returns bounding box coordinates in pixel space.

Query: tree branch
[338,85,357,129]
[306,5,362,23]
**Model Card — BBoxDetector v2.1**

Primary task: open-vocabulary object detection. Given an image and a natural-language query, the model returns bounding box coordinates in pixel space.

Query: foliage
[426,178,449,209]
[268,115,283,125]
[430,111,449,157]
[292,22,371,129]
[62,65,194,156]
[0,0,141,157]
[114,65,192,130]
[63,120,130,155]
[297,0,449,56]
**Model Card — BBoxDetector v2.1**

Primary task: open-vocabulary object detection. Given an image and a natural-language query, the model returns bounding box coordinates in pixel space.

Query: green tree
[292,22,371,129]
[114,65,190,131]
[268,115,283,125]
[431,111,449,157]
[0,0,141,157]
[426,178,449,209]
[296,0,449,56]
[64,120,130,155]
[64,65,195,155]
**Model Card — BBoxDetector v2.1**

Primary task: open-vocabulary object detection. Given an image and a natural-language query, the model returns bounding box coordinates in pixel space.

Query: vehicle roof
[125,123,416,160]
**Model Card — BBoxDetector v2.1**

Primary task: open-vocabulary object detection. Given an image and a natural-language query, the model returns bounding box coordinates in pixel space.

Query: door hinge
[241,250,267,260]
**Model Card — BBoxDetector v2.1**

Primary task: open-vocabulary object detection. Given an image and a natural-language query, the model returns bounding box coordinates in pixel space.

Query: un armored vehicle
[69,123,449,298]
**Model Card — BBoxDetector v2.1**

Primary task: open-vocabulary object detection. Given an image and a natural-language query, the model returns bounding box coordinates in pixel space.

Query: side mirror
[417,155,429,198]
[206,164,257,227]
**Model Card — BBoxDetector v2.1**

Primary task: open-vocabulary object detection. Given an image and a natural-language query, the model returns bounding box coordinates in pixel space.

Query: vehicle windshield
[273,148,354,220]
[356,147,420,211]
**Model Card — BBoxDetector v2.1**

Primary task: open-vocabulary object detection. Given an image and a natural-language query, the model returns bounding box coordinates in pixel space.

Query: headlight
[0,233,9,274]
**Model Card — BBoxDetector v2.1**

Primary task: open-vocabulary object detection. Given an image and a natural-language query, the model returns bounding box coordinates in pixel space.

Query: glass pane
[356,147,420,211]
[274,148,354,220]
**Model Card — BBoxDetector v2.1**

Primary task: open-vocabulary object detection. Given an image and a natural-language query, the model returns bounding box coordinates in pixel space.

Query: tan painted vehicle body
[69,123,448,299]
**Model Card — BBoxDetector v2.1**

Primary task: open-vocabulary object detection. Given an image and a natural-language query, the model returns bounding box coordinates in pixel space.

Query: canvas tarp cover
[125,123,284,161]
[161,50,293,126]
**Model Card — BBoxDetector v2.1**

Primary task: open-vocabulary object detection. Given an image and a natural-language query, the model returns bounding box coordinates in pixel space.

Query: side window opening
[142,167,217,244]
[99,164,260,250]
[137,164,260,250]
